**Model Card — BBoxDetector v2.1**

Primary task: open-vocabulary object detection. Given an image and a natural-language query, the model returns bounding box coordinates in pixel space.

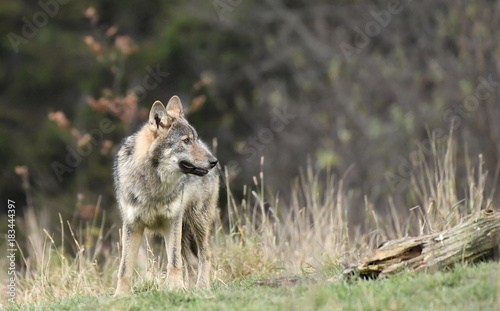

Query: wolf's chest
[125,198,183,229]
[122,182,185,228]
[115,141,192,229]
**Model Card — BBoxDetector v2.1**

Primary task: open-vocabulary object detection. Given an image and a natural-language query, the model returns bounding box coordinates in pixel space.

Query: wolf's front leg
[165,214,185,290]
[115,223,144,295]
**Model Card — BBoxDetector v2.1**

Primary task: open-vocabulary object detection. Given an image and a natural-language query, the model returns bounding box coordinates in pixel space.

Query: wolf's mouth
[179,161,208,176]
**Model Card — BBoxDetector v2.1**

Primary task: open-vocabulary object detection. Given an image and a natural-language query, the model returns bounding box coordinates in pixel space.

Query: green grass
[10,262,498,311]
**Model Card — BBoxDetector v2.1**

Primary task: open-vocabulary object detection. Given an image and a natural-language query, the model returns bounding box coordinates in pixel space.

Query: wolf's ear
[165,95,184,119]
[149,100,170,133]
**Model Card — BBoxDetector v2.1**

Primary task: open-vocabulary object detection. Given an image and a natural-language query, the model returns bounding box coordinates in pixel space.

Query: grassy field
[7,262,499,311]
[1,136,499,310]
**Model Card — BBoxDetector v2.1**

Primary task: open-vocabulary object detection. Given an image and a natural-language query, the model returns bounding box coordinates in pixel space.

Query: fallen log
[343,209,500,279]
[256,210,500,286]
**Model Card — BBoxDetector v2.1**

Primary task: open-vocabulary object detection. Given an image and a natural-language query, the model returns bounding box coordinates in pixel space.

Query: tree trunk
[343,209,500,279]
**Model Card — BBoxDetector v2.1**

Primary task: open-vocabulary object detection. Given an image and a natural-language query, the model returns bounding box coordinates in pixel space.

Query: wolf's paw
[166,267,185,292]
[114,279,132,296]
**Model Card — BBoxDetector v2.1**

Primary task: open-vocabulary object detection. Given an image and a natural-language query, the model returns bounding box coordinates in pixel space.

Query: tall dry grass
[0,134,496,307]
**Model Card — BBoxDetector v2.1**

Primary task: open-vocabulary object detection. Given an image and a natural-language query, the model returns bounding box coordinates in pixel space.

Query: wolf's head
[146,96,218,177]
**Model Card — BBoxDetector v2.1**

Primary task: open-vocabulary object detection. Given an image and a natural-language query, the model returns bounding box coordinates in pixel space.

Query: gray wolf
[113,95,219,295]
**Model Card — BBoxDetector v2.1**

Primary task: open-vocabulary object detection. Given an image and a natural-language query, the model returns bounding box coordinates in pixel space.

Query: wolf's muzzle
[208,157,218,168]
[179,158,217,176]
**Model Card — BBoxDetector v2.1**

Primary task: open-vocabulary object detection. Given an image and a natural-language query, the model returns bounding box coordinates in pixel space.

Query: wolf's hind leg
[181,223,199,288]
[164,214,185,290]
[183,247,198,288]
[191,217,212,288]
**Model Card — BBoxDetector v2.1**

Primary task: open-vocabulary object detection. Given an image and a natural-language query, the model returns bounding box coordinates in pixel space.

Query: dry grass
[0,134,496,307]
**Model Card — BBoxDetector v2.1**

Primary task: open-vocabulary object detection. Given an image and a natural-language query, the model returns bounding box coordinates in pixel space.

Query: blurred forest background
[1,0,500,235]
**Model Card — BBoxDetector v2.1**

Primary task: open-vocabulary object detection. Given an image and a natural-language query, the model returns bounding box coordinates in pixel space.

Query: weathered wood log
[257,210,500,286]
[343,209,500,279]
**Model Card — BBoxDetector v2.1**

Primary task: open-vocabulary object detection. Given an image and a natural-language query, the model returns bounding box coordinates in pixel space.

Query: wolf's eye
[183,137,191,144]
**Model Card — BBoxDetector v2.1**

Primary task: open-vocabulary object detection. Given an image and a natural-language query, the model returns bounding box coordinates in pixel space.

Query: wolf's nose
[209,157,218,168]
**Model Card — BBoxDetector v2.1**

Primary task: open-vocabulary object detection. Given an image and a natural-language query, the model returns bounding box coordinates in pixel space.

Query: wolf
[113,95,219,295]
